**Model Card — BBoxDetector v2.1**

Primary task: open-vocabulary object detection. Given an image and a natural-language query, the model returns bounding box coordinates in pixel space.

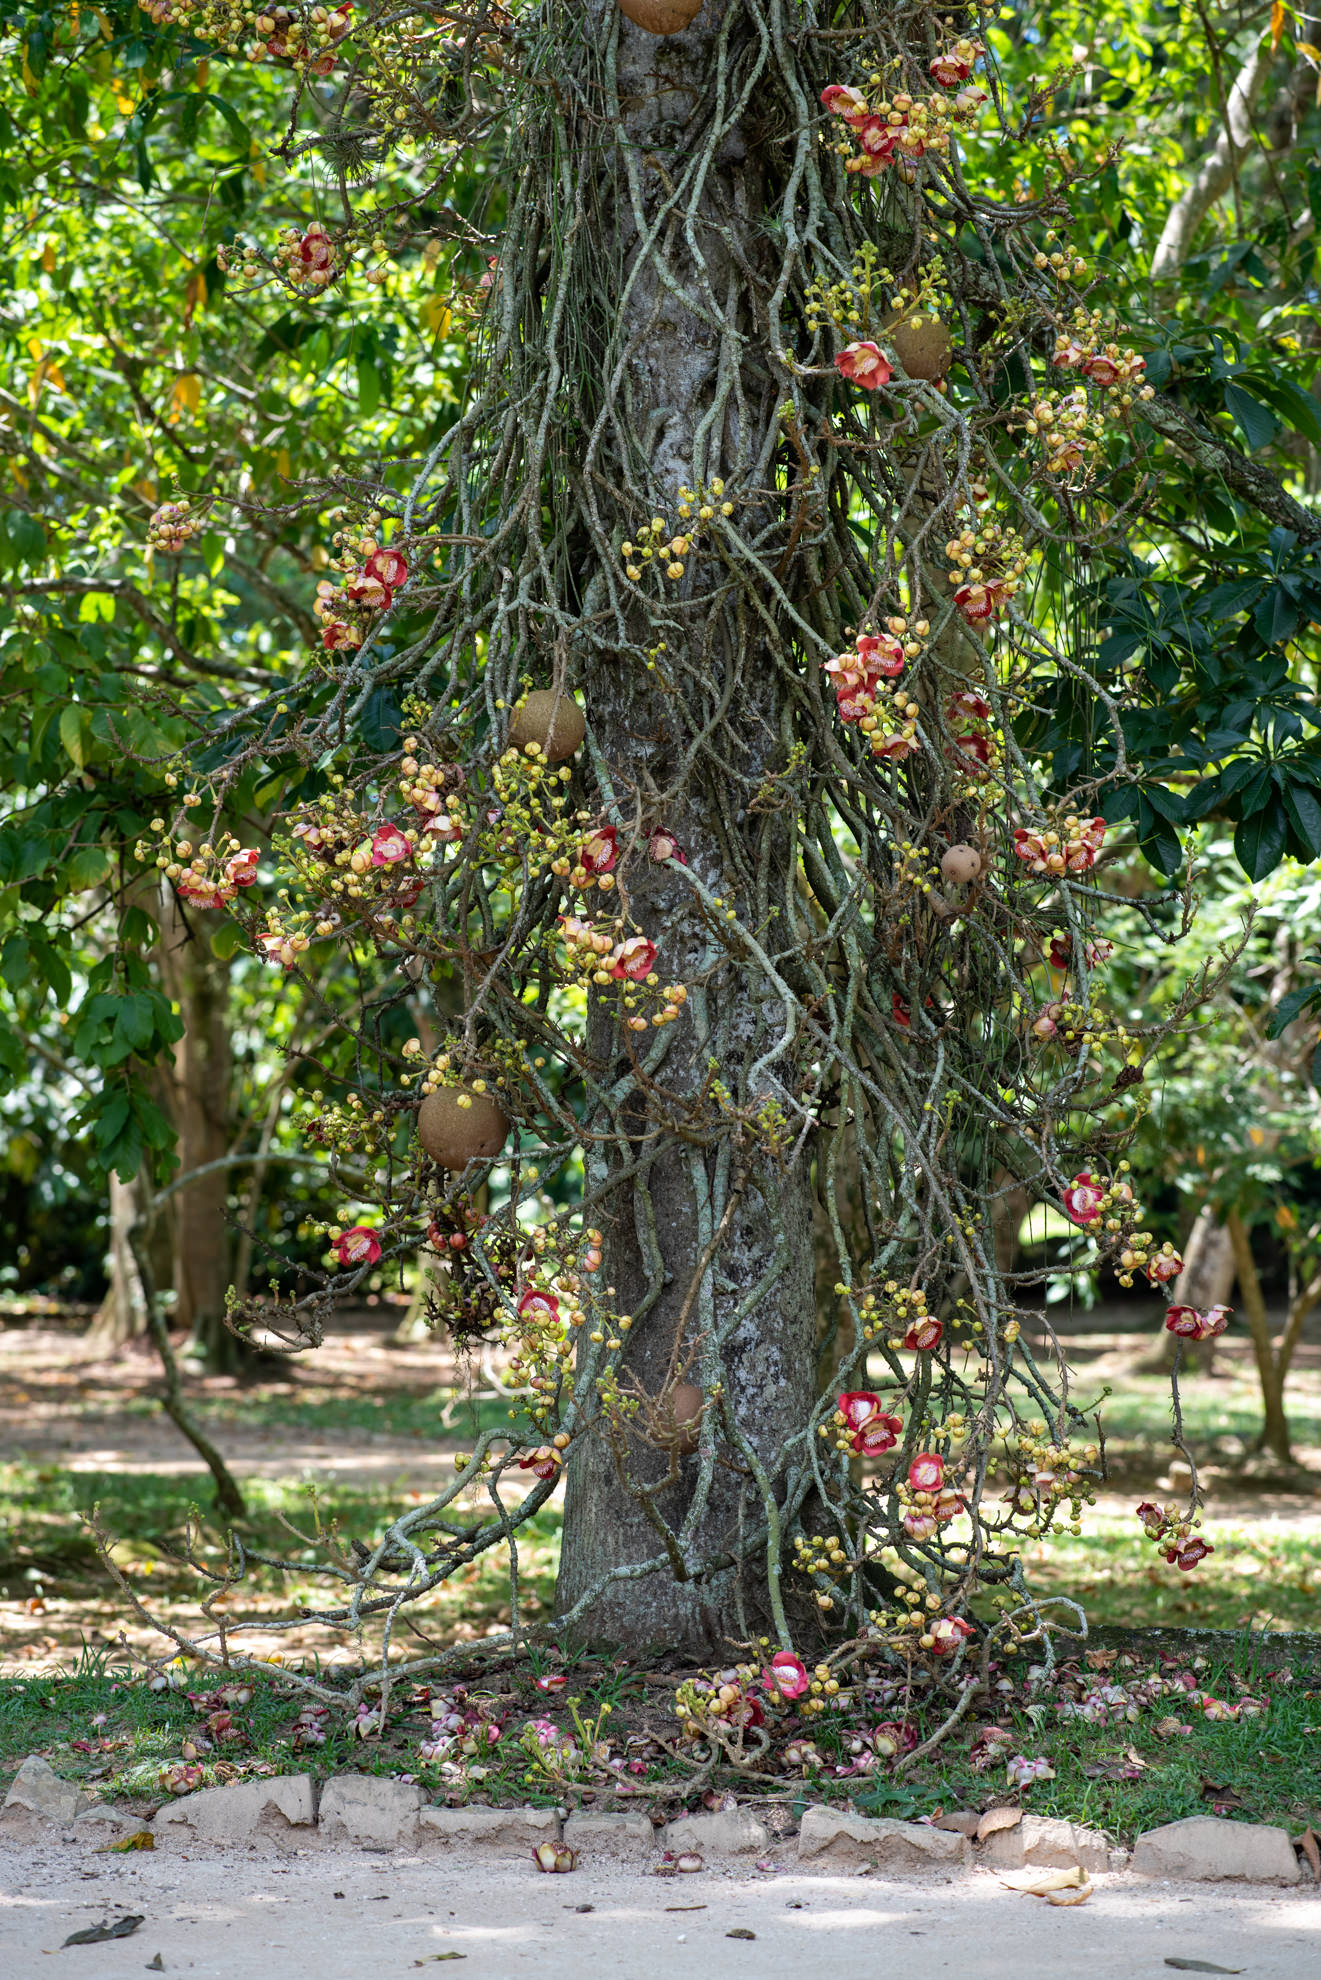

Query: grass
[0,1640,1315,1849]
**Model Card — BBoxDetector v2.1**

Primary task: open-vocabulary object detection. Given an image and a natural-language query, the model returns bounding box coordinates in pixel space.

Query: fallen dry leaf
[977,1806,1023,1841]
[1163,1961,1243,1974]
[1045,1881,1093,1907]
[1296,1827,1320,1883]
[61,1914,144,1947]
[997,1865,1086,1895]
[98,1831,155,1853]
[726,1929,757,1940]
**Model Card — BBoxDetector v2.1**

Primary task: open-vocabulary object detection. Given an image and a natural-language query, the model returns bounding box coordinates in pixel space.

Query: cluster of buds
[621,482,733,583]
[674,1667,766,1743]
[1015,386,1106,480]
[1053,310,1151,401]
[945,515,1027,625]
[1030,995,1135,1062]
[887,1283,942,1352]
[137,825,260,911]
[261,3,353,71]
[1003,1420,1097,1534]
[255,915,315,968]
[896,1452,963,1541]
[1014,813,1106,877]
[792,1532,853,1612]
[398,746,466,845]
[1059,1166,1183,1290]
[315,521,410,652]
[557,915,686,1031]
[824,619,929,760]
[830,1390,904,1457]
[147,498,204,554]
[134,0,352,68]
[820,70,985,183]
[1165,1302,1232,1342]
[274,221,338,290]
[1135,1500,1214,1573]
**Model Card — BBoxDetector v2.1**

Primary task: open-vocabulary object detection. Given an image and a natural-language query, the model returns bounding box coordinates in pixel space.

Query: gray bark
[1151,46,1269,278]
[553,4,819,1655]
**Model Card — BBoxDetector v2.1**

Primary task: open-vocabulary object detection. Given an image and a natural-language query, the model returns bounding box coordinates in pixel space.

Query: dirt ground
[3,1305,1318,1673]
[1,1837,1317,1979]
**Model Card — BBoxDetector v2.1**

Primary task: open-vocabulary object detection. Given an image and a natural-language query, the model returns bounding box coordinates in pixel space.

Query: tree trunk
[89,1171,151,1348]
[554,5,819,1655]
[1226,1208,1293,1462]
[1137,1204,1234,1374]
[156,888,236,1373]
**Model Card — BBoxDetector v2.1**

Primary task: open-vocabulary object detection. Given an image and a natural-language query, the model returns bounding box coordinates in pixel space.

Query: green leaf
[210,919,247,960]
[1281,779,1321,859]
[357,358,381,416]
[64,845,113,892]
[1267,983,1321,1037]
[1223,383,1280,453]
[58,702,91,768]
[1234,801,1288,880]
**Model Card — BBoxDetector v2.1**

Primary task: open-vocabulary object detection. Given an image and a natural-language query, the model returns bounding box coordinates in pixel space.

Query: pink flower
[947,690,992,724]
[365,547,408,590]
[176,877,232,910]
[892,992,911,1028]
[1061,1173,1105,1226]
[1163,1305,1201,1338]
[294,223,335,286]
[518,1288,561,1325]
[948,731,993,773]
[902,1508,940,1540]
[1197,1303,1232,1338]
[334,1226,382,1267]
[872,734,919,761]
[224,847,260,889]
[1135,1500,1167,1537]
[1168,1535,1213,1572]
[953,582,997,624]
[903,1315,943,1352]
[871,1719,918,1757]
[534,1674,567,1693]
[908,1453,945,1493]
[370,823,412,867]
[320,619,361,652]
[609,935,657,981]
[346,567,393,611]
[1146,1250,1183,1287]
[518,1446,560,1481]
[579,825,618,875]
[853,1412,903,1457]
[837,1390,882,1430]
[820,84,870,124]
[835,341,893,390]
[855,632,905,677]
[928,1616,974,1656]
[649,827,686,863]
[767,1651,810,1700]
[1006,1753,1055,1787]
[929,47,974,85]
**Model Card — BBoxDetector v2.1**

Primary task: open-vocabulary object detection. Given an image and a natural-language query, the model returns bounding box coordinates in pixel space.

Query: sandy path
[1,1840,1317,1979]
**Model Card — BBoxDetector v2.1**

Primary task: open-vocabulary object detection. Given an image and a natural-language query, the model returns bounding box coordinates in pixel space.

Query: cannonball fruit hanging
[888,314,954,383]
[940,843,983,884]
[507,688,586,764]
[617,0,704,34]
[417,1087,510,1169]
[657,1382,705,1455]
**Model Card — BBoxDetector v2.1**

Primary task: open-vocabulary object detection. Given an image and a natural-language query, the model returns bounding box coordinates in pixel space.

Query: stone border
[0,1757,1307,1885]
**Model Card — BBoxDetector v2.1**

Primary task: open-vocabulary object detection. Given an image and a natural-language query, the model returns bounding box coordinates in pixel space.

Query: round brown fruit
[658,1382,704,1455]
[940,843,982,884]
[888,314,954,383]
[507,689,586,765]
[417,1087,510,1170]
[618,0,703,32]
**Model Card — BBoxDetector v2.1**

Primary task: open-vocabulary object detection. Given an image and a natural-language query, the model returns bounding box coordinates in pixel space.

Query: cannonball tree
[78,0,1321,1722]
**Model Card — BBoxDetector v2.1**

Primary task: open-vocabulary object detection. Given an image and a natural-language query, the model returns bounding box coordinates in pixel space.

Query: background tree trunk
[156,889,237,1373]
[554,4,819,1655]
[88,1171,151,1348]
[1137,1204,1234,1374]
